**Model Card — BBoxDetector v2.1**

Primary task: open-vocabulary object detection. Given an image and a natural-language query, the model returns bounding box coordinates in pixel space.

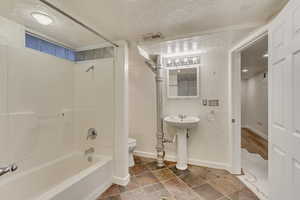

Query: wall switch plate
[208,99,220,107]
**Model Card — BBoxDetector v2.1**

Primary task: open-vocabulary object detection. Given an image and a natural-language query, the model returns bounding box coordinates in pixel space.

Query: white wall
[0,46,75,178]
[73,42,129,185]
[129,45,157,156]
[241,72,268,139]
[129,43,231,169]
[241,79,248,127]
[0,17,76,178]
[73,59,115,157]
[0,16,128,185]
[0,16,25,47]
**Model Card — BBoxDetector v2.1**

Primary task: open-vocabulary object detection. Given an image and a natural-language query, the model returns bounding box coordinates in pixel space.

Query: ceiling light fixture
[31,12,53,25]
[242,69,249,73]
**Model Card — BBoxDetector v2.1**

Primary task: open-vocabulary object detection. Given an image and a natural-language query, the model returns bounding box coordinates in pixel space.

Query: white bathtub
[0,153,113,200]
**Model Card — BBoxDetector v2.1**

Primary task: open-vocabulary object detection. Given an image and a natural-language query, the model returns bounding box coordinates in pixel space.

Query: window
[25,33,75,61]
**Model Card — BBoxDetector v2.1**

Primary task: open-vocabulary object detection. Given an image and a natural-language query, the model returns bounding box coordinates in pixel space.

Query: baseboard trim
[112,174,130,186]
[237,176,268,200]
[85,179,112,200]
[242,126,268,140]
[134,151,157,159]
[134,151,230,171]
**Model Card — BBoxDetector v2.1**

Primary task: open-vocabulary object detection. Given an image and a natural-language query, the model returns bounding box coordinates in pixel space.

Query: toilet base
[129,153,135,167]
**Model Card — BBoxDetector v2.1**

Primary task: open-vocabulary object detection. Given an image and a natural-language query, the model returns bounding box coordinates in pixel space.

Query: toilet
[128,138,137,167]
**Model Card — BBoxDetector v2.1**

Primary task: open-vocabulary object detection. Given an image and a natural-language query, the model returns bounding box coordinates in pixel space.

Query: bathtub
[0,153,113,200]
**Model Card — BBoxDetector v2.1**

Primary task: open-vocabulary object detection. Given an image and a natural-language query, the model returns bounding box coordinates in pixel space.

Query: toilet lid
[128,138,136,144]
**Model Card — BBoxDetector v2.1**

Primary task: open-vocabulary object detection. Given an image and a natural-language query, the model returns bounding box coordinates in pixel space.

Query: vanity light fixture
[163,50,206,58]
[31,12,53,25]
[242,69,249,73]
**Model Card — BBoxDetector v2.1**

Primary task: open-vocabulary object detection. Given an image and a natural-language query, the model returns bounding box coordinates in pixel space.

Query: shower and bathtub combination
[0,1,129,198]
[0,43,129,200]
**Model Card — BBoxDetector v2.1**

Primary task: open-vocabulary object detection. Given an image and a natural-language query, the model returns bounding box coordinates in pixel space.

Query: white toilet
[128,138,137,167]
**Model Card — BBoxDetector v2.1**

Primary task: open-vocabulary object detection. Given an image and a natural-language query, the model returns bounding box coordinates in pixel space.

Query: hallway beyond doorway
[241,128,268,160]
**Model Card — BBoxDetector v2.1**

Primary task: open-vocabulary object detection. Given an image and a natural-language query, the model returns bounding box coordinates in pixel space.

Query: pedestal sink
[164,115,200,170]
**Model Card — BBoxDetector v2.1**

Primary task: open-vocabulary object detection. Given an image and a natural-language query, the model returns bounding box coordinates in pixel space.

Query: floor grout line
[162,165,219,200]
[100,157,258,200]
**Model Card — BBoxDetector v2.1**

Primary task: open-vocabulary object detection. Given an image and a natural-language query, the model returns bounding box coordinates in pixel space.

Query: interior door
[269,0,300,199]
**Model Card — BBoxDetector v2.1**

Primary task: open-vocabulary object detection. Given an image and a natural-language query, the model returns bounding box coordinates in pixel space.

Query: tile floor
[97,156,259,200]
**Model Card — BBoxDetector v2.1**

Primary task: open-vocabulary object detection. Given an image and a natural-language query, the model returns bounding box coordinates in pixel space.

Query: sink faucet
[0,163,18,177]
[178,114,186,120]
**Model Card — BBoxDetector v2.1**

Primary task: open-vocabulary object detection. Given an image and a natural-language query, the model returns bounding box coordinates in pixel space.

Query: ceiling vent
[142,32,164,41]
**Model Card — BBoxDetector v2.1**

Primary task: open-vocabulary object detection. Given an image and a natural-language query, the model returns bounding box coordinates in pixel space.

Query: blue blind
[25,33,75,61]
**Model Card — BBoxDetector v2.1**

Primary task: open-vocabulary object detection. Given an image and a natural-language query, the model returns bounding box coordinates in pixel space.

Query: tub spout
[85,147,95,155]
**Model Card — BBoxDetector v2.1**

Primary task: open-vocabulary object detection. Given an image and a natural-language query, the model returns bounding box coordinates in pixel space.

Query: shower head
[86,65,94,72]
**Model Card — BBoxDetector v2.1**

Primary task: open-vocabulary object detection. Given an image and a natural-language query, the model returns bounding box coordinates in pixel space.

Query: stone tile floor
[98,156,258,200]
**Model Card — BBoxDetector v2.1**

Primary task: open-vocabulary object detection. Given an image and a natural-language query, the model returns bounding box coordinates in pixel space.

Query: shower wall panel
[74,58,115,157]
[0,45,75,179]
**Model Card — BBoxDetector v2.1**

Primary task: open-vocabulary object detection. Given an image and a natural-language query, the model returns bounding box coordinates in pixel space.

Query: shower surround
[0,37,129,199]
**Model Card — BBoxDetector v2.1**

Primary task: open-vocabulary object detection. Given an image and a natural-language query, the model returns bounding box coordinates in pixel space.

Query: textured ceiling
[241,35,268,80]
[140,27,257,56]
[0,0,288,48]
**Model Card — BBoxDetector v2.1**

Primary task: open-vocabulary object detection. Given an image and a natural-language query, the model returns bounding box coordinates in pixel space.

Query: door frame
[228,25,269,174]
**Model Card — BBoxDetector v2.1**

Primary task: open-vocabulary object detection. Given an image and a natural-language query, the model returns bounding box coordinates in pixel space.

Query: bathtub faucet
[0,163,18,177]
[85,147,95,155]
[87,128,98,140]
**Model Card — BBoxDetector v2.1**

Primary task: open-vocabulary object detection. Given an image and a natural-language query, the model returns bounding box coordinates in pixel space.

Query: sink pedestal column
[176,129,188,170]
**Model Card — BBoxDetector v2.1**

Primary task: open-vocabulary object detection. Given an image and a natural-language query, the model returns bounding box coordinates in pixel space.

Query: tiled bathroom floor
[97,156,258,200]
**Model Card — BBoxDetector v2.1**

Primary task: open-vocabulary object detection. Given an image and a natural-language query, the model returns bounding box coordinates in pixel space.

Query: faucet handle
[11,163,18,172]
[87,128,98,140]
[0,163,18,177]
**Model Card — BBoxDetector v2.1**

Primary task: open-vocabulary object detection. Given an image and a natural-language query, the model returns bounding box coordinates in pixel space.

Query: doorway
[229,26,269,200]
[239,35,269,200]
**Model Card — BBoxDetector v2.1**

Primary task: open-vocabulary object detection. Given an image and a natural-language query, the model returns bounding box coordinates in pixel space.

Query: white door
[269,0,300,199]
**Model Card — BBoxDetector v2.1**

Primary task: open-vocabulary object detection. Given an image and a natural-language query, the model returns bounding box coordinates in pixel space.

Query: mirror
[167,66,199,98]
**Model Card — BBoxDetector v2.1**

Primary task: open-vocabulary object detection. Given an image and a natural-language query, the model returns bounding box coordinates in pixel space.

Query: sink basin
[164,116,200,129]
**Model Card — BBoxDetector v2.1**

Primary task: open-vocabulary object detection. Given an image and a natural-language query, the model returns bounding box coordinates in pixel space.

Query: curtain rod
[39,0,119,48]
